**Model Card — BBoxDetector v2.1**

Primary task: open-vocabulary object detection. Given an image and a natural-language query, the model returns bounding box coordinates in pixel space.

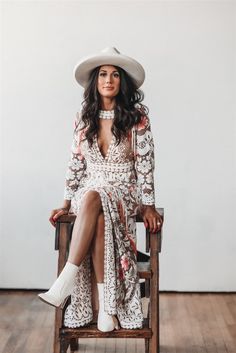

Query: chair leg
[70,338,79,352]
[150,243,160,353]
[145,338,150,353]
[149,280,160,353]
[54,308,63,353]
[60,337,70,353]
[54,222,70,353]
[145,300,151,353]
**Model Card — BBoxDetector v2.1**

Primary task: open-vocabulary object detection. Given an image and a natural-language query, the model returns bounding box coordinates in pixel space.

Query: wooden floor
[0,291,235,353]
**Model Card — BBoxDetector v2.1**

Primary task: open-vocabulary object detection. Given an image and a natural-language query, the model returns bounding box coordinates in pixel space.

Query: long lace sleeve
[135,114,155,206]
[63,112,86,200]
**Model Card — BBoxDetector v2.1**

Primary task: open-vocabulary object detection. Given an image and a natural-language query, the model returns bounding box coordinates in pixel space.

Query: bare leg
[90,213,105,283]
[68,191,103,266]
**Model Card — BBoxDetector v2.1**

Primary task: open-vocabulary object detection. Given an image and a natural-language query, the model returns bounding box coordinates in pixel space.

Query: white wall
[1,0,235,291]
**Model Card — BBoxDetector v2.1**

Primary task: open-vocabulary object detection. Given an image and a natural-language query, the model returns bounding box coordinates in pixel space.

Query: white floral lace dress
[63,110,155,329]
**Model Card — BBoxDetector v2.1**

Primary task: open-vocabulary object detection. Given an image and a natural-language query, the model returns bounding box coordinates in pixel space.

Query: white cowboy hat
[73,46,145,89]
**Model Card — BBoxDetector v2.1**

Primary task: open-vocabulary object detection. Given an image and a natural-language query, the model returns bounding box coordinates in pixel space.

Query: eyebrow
[99,69,119,73]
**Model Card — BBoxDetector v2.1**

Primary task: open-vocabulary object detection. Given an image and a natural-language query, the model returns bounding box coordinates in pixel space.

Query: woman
[38,47,163,332]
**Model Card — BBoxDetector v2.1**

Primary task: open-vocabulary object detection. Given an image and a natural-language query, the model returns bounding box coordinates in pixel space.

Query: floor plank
[0,291,235,353]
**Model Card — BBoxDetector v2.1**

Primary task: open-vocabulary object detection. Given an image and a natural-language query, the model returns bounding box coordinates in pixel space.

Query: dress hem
[64,320,144,330]
[64,316,93,328]
[119,321,144,329]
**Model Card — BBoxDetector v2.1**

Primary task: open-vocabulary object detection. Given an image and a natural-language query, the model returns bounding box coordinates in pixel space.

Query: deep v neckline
[95,134,115,161]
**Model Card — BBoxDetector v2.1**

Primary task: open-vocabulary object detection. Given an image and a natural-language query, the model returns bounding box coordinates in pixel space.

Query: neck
[100,97,115,110]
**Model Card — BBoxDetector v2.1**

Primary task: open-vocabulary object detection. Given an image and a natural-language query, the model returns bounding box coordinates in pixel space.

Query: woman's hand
[141,205,163,233]
[49,204,71,228]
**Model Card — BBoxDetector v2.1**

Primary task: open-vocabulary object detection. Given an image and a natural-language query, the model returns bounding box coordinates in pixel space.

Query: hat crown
[74,46,145,88]
[101,47,120,55]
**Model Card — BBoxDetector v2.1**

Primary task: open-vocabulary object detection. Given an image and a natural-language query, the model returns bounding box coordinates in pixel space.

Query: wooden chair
[53,207,164,353]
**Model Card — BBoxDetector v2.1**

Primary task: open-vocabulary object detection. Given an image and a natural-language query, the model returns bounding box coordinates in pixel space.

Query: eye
[99,72,106,76]
[114,73,120,77]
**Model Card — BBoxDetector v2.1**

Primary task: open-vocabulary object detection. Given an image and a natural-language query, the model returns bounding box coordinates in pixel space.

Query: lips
[104,87,114,89]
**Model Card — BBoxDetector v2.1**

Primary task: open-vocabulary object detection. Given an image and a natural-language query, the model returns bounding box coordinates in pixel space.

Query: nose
[106,74,113,83]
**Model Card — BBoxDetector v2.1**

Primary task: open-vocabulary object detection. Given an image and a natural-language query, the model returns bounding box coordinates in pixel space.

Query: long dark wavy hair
[79,65,149,147]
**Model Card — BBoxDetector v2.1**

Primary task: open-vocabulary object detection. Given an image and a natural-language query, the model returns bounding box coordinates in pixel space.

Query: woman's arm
[135,114,163,232]
[49,112,86,227]
[135,114,155,206]
[63,111,86,201]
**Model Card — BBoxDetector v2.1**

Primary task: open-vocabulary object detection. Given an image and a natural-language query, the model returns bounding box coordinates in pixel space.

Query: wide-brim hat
[73,46,145,89]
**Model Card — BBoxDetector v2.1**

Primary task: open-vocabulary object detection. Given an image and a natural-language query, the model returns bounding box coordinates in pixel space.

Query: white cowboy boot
[97,282,119,332]
[38,261,79,308]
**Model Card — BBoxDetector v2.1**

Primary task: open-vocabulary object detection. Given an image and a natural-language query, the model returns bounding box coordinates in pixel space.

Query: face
[97,65,120,98]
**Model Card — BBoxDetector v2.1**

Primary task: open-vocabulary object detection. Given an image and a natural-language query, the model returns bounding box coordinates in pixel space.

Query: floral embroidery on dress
[120,254,130,271]
[63,110,156,329]
[137,114,149,131]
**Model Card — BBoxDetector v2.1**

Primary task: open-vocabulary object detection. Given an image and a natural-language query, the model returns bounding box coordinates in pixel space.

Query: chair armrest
[56,208,164,223]
[55,208,164,252]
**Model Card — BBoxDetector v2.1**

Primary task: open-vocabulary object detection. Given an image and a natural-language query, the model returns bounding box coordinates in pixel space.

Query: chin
[101,93,117,98]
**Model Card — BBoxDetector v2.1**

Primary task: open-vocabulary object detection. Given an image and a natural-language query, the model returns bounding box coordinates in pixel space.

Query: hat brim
[73,53,145,89]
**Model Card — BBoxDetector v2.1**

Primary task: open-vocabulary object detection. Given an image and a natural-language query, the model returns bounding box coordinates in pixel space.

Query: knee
[81,191,102,211]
